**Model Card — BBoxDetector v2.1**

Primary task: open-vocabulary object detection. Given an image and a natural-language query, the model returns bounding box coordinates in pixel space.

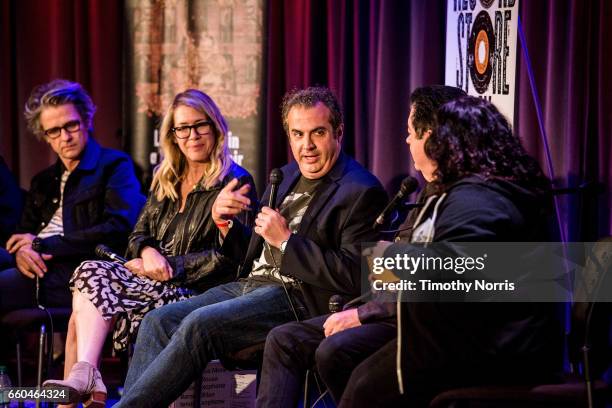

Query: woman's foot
[43,361,107,406]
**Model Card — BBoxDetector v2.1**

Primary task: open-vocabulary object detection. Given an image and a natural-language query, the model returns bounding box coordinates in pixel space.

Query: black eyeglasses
[171,121,212,139]
[43,120,81,139]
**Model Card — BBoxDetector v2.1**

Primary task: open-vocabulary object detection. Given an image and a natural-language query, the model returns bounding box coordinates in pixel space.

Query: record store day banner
[445,0,519,124]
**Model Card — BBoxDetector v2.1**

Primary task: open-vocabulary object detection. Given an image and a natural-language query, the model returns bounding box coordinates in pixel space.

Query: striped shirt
[249,176,320,283]
[38,170,70,239]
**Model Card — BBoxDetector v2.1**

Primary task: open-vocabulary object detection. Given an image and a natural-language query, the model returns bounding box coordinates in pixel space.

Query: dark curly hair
[427,96,550,191]
[410,85,466,139]
[281,86,343,134]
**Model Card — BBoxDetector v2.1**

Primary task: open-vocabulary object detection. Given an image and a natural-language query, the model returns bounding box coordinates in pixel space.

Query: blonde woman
[44,89,256,407]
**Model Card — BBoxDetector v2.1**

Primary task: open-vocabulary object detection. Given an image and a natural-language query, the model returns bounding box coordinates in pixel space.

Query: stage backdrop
[123,0,265,187]
[0,0,610,239]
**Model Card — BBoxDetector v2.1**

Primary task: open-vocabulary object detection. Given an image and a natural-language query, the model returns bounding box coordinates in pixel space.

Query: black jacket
[222,152,388,316]
[392,176,563,396]
[17,138,145,260]
[126,162,257,293]
[0,156,23,246]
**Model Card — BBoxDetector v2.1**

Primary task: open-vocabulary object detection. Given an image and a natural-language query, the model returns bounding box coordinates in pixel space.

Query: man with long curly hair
[337,95,563,407]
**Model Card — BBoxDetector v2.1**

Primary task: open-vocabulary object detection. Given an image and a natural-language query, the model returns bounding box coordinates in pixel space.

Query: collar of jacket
[274,151,349,235]
[53,137,102,174]
[280,151,350,189]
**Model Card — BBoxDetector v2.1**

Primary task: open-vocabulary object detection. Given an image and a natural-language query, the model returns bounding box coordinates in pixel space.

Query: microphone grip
[268,184,279,209]
[108,253,128,264]
[373,195,402,229]
[95,244,128,264]
[36,276,41,308]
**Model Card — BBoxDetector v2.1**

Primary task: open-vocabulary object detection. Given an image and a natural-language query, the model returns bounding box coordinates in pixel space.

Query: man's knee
[266,322,304,352]
[315,334,345,374]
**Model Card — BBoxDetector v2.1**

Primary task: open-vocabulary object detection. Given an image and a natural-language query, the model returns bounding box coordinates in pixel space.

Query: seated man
[338,96,564,407]
[256,85,467,407]
[0,79,144,312]
[116,86,388,407]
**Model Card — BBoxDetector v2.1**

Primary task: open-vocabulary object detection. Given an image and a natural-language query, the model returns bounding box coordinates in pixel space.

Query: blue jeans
[117,279,307,408]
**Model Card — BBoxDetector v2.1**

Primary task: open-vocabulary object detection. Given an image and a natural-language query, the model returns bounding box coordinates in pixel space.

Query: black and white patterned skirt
[70,260,191,352]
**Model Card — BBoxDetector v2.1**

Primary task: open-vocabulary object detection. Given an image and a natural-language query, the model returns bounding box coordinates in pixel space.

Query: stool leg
[16,341,22,386]
[193,374,202,407]
[36,324,46,408]
[16,341,25,408]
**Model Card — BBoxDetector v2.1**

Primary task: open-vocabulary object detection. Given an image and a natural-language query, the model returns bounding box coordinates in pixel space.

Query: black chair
[429,238,612,408]
[222,343,266,372]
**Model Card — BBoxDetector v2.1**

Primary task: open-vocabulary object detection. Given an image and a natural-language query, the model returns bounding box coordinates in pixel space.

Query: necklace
[184,174,203,190]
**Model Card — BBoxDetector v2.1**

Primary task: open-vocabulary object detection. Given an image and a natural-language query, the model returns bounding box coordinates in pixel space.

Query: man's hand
[211,178,252,236]
[137,246,173,281]
[323,309,362,337]
[255,207,291,248]
[365,240,399,285]
[15,245,52,279]
[6,233,36,254]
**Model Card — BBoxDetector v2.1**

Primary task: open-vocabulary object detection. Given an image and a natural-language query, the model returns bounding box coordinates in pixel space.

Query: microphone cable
[266,242,301,322]
[35,275,54,384]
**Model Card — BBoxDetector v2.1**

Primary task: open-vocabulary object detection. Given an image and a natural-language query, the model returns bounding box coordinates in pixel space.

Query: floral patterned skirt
[70,260,191,352]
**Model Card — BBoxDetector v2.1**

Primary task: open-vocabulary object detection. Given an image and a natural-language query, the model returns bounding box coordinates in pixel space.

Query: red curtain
[1,0,611,238]
[263,0,612,239]
[0,0,123,185]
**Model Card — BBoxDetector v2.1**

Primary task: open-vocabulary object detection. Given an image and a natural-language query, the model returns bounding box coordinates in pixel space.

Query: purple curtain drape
[264,0,446,193]
[516,0,612,240]
[263,0,612,240]
[1,0,610,239]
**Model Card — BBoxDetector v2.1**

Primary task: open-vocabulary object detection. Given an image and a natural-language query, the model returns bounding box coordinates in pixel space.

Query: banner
[445,0,520,123]
[124,0,264,187]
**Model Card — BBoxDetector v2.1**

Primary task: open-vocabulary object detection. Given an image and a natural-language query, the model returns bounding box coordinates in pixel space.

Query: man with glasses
[0,79,145,313]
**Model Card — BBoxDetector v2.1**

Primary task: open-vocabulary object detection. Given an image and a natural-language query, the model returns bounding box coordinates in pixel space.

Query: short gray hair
[24,79,96,139]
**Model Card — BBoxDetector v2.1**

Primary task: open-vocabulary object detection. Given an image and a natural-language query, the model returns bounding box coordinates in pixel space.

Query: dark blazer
[18,138,145,259]
[222,152,388,316]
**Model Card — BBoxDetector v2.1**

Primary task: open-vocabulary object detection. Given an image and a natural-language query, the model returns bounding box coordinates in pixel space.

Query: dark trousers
[0,248,13,271]
[338,339,415,407]
[257,314,396,407]
[0,261,76,312]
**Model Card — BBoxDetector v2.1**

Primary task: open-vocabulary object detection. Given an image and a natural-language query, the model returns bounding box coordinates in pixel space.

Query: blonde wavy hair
[151,89,232,201]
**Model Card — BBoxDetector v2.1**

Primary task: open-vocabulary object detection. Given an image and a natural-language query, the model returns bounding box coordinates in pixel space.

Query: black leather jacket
[17,138,145,259]
[126,162,257,293]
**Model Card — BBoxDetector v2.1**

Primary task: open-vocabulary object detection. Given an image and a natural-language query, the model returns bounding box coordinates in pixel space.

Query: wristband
[215,219,233,229]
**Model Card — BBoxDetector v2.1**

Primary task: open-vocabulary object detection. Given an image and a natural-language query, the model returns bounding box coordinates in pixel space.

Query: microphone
[373,176,419,229]
[95,244,128,264]
[268,168,283,208]
[329,295,345,313]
